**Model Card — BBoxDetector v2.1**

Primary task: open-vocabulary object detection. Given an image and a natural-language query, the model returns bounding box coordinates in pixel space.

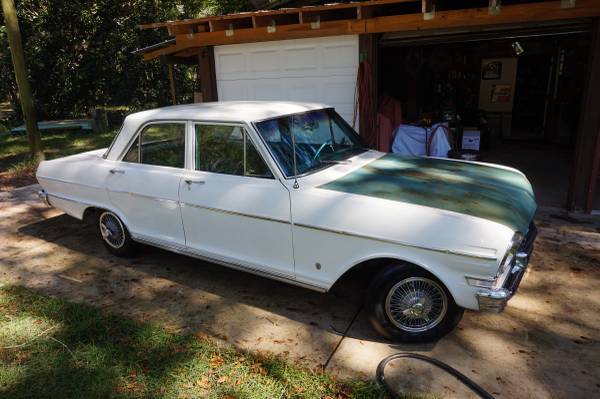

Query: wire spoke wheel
[99,212,126,249]
[385,277,448,332]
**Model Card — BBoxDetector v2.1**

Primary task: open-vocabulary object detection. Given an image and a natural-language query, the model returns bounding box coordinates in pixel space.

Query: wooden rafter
[139,0,600,61]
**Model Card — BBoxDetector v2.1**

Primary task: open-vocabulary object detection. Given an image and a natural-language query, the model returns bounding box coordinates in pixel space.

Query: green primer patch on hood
[319,154,537,232]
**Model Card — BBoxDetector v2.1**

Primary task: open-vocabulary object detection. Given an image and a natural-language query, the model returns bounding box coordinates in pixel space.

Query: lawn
[0,130,116,190]
[0,285,387,399]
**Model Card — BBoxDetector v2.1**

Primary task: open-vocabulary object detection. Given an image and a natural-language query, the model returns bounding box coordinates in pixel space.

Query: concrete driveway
[1,185,599,398]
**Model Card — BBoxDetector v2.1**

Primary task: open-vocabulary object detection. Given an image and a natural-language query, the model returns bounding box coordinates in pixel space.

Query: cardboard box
[462,129,481,151]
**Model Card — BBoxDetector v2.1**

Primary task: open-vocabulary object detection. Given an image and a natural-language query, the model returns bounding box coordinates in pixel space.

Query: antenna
[291,114,299,189]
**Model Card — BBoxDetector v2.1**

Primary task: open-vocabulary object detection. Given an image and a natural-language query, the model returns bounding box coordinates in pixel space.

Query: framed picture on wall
[482,61,502,80]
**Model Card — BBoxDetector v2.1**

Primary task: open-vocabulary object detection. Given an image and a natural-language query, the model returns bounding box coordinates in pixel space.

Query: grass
[0,129,116,172]
[0,285,388,399]
[0,129,116,190]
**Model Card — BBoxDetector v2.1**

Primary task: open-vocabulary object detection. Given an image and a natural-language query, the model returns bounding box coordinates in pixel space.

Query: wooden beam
[141,0,600,61]
[197,47,217,102]
[569,18,600,211]
[167,64,177,105]
[143,19,364,60]
[366,0,600,34]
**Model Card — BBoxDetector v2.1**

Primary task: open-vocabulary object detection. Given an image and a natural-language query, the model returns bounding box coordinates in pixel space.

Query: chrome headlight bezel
[494,232,524,288]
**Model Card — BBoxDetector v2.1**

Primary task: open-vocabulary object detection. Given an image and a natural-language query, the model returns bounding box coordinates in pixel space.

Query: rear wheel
[98,211,138,257]
[366,264,463,342]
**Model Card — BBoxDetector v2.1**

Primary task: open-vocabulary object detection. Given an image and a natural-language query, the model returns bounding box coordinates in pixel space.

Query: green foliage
[0,1,252,122]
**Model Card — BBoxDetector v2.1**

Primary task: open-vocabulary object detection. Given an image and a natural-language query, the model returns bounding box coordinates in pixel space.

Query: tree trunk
[1,0,44,162]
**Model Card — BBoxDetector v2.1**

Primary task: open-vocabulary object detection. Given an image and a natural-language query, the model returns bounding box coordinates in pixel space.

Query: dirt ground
[1,184,599,398]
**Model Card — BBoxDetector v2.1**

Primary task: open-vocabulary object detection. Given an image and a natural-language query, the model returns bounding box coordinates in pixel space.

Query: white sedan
[36,101,537,342]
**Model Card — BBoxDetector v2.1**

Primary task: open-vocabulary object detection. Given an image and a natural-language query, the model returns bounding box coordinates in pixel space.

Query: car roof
[104,101,330,161]
[125,101,330,124]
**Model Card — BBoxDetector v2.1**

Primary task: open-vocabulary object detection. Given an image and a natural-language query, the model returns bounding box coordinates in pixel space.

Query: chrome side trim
[46,192,93,207]
[36,175,105,190]
[131,233,327,293]
[293,223,498,261]
[180,202,290,224]
[110,189,179,204]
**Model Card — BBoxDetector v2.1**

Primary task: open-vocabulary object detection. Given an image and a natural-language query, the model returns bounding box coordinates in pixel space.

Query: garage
[136,0,600,214]
[376,22,592,208]
[214,36,358,124]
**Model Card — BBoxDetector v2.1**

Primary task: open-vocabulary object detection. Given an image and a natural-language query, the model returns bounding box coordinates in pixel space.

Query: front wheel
[97,211,138,257]
[366,264,463,343]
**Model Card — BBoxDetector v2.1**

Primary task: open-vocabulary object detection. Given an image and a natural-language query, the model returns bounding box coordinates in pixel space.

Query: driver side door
[179,122,295,279]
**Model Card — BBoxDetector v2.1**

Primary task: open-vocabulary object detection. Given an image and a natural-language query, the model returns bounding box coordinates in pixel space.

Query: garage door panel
[215,35,358,125]
[248,50,281,73]
[251,79,284,101]
[322,44,358,71]
[284,47,319,71]
[218,80,250,101]
[216,52,246,77]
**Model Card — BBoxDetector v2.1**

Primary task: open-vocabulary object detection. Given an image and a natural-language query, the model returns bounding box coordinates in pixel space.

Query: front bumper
[476,223,537,313]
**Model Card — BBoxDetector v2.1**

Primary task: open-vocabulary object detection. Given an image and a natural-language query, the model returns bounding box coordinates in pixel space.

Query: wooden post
[168,64,177,105]
[198,46,218,102]
[569,18,600,211]
[358,34,378,148]
[1,0,44,161]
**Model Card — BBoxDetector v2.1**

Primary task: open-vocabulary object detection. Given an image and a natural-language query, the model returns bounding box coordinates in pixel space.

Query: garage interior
[377,23,592,207]
[136,0,600,213]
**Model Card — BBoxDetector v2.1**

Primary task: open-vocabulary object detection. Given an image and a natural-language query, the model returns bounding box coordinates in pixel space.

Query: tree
[1,0,43,161]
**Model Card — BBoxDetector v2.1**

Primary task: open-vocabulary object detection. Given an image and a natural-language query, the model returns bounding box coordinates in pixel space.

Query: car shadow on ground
[15,213,441,354]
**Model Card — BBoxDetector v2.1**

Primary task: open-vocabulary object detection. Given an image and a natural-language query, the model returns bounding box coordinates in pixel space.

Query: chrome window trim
[117,120,188,165]
[191,121,277,180]
[251,107,367,180]
[293,223,498,261]
[102,122,124,159]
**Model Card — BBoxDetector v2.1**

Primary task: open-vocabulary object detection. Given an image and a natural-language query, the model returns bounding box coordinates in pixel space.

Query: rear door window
[122,122,186,168]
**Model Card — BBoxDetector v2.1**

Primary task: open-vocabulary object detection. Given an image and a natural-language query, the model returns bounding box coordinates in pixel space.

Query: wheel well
[82,207,100,224]
[329,257,405,293]
[329,257,448,297]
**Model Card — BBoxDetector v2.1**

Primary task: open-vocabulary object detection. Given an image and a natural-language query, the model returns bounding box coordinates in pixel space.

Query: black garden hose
[376,352,495,399]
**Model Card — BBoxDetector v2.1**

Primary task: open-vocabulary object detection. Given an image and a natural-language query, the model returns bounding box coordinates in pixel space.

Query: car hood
[318,154,536,232]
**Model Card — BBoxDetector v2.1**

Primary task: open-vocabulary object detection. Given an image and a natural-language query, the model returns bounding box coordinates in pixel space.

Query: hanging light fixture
[512,41,525,56]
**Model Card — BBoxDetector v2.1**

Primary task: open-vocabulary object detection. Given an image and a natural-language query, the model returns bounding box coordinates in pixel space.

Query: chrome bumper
[38,190,51,207]
[476,223,537,313]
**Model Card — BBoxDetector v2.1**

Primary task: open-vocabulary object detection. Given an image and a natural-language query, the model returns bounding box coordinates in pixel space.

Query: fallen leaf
[217,375,229,384]
[209,354,224,368]
[196,377,210,388]
[195,332,211,341]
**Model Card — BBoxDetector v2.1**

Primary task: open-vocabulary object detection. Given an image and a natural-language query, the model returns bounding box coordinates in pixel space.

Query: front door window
[195,124,272,178]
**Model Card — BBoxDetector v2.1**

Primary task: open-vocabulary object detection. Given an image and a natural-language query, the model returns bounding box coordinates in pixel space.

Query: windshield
[254,109,367,178]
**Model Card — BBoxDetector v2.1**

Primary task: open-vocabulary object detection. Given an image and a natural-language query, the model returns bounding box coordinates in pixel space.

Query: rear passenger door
[106,121,187,248]
[179,122,295,278]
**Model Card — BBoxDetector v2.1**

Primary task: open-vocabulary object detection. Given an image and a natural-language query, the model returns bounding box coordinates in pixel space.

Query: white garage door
[214,35,358,125]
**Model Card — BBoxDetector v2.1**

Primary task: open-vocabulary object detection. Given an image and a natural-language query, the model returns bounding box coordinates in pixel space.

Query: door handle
[184,179,205,185]
[109,169,125,174]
